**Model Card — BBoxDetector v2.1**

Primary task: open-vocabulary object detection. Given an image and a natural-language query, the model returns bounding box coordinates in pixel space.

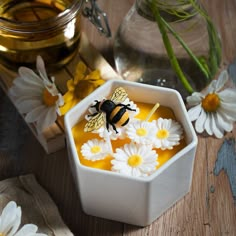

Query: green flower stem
[149,0,194,94]
[189,0,221,76]
[162,18,210,79]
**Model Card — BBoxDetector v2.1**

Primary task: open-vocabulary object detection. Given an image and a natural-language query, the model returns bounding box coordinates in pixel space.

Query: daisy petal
[186,92,202,106]
[219,102,236,120]
[24,105,47,122]
[218,89,236,102]
[16,99,43,114]
[36,55,49,81]
[204,113,213,135]
[211,115,224,138]
[0,201,21,236]
[18,67,42,83]
[216,112,233,132]
[187,105,202,121]
[14,224,38,236]
[13,76,43,89]
[195,110,207,133]
[215,70,228,92]
[36,108,57,132]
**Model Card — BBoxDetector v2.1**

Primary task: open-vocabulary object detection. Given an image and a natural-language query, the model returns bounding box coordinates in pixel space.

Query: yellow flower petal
[63,91,74,102]
[74,61,87,84]
[60,102,73,115]
[67,79,75,91]
[76,61,87,74]
[60,98,80,115]
[85,70,101,80]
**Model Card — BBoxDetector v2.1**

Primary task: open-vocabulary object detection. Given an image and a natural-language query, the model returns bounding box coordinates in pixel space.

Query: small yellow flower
[60,61,105,115]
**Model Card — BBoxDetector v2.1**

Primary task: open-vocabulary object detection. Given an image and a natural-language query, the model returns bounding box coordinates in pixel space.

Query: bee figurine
[84,87,136,133]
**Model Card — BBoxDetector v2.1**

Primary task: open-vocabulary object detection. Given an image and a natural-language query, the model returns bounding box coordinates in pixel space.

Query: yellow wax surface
[72,102,186,171]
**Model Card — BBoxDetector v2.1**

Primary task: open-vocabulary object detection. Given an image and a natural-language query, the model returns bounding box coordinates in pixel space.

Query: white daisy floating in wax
[8,55,64,134]
[111,143,158,177]
[0,201,47,236]
[92,126,127,140]
[152,118,183,150]
[81,139,110,161]
[186,70,236,138]
[126,119,156,145]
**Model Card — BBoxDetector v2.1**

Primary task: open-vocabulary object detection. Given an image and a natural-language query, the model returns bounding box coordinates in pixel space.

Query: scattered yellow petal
[67,79,75,91]
[63,91,74,102]
[60,101,74,115]
[74,61,87,83]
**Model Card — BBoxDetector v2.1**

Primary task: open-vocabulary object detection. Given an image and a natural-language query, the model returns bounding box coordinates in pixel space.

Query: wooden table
[0,0,236,235]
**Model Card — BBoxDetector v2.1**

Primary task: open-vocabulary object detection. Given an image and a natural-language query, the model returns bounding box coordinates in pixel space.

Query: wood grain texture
[1,0,236,235]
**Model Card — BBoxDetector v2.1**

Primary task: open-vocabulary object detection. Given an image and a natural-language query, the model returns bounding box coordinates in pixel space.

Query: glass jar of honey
[0,0,83,71]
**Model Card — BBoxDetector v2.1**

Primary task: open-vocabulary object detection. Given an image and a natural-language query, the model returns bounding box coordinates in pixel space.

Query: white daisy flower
[0,201,47,236]
[81,139,110,161]
[93,126,127,140]
[122,98,140,118]
[8,55,64,134]
[126,119,156,145]
[152,118,183,150]
[187,70,236,138]
[111,143,158,177]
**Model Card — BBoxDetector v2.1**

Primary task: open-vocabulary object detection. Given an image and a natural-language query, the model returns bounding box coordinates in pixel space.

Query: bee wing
[84,112,105,132]
[110,87,128,104]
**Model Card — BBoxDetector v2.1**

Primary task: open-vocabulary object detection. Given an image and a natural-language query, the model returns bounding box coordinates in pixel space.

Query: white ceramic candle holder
[64,80,198,226]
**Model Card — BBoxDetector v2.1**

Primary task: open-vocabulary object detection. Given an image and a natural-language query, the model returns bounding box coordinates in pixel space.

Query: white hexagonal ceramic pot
[64,80,198,226]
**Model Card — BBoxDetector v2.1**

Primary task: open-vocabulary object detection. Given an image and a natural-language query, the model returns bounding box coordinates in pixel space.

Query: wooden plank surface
[0,0,236,235]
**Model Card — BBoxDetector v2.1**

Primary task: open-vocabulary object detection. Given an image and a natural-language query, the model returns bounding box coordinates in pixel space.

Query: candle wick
[145,103,160,122]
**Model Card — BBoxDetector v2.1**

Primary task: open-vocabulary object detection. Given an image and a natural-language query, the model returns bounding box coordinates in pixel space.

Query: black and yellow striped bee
[84,87,136,133]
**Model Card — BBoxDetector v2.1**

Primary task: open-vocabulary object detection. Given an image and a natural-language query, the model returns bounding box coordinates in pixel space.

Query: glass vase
[113,0,222,98]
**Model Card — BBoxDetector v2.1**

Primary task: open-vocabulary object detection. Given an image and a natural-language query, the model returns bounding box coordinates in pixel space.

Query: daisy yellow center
[157,129,169,139]
[128,154,143,167]
[136,128,147,136]
[201,93,220,112]
[43,89,58,106]
[91,145,101,154]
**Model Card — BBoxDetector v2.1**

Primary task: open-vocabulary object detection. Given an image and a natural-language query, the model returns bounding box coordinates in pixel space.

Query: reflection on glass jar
[114,0,221,98]
[0,0,84,71]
